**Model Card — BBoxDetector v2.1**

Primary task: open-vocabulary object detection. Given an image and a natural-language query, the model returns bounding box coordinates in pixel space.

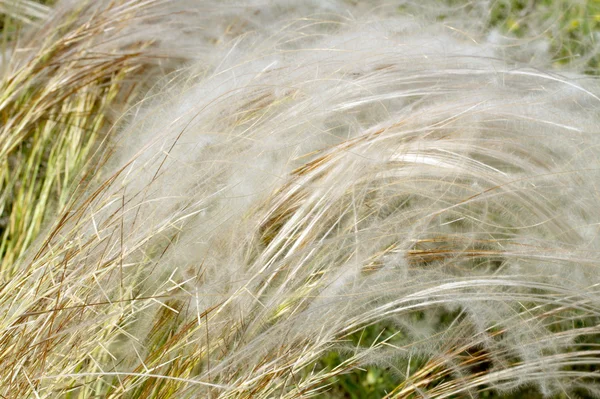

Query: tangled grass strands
[1,1,600,398]
[0,0,203,279]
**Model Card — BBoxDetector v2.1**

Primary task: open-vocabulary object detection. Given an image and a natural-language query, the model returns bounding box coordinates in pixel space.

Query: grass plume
[1,1,599,398]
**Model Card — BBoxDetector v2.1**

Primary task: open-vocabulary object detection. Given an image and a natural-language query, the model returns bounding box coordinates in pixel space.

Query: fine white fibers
[4,1,600,398]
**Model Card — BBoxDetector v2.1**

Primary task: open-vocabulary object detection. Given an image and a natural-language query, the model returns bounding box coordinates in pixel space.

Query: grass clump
[0,0,197,278]
[0,1,600,398]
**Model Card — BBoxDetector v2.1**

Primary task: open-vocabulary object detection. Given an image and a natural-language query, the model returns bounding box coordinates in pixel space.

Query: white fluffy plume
[2,1,600,398]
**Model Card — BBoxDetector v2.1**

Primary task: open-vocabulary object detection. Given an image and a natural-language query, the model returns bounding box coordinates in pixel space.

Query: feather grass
[1,1,600,398]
